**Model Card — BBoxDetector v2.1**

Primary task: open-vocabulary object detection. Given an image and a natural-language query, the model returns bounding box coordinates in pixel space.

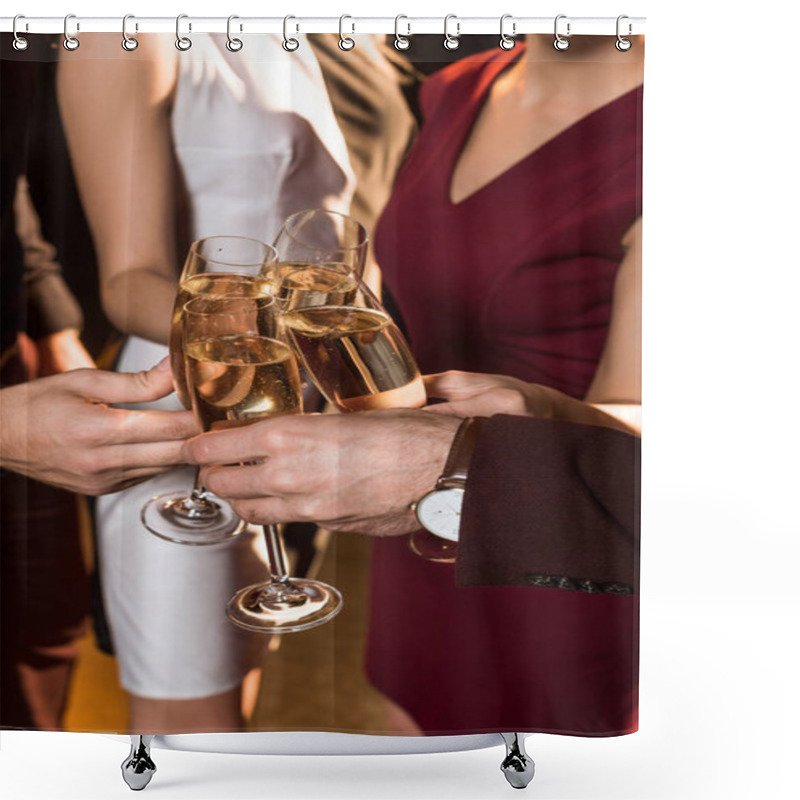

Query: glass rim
[278,209,369,253]
[189,235,279,268]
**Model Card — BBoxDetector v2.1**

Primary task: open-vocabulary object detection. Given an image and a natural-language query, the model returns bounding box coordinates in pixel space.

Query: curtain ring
[394,14,410,51]
[63,14,80,51]
[499,14,516,51]
[339,15,355,51]
[175,14,192,51]
[122,14,139,51]
[226,15,243,52]
[444,14,460,51]
[615,15,632,51]
[12,15,29,51]
[553,14,570,51]
[282,15,299,51]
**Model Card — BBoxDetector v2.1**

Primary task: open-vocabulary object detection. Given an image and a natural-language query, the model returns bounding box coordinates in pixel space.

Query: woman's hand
[424,370,557,418]
[424,370,639,434]
[35,328,96,376]
[183,410,461,535]
[0,359,199,495]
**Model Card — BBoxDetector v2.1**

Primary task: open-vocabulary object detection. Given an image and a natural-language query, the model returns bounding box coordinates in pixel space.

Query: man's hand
[183,410,461,535]
[0,359,199,495]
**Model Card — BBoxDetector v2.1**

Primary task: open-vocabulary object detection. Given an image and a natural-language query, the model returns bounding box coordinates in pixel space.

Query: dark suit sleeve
[15,175,84,340]
[457,415,640,594]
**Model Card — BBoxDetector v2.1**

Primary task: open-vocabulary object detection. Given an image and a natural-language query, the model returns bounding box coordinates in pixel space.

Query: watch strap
[438,416,488,489]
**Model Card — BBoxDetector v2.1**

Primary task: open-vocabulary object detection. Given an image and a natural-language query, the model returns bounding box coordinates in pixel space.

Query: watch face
[415,488,464,542]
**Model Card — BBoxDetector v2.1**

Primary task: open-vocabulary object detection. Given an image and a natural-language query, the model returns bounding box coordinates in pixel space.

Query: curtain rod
[1,16,646,36]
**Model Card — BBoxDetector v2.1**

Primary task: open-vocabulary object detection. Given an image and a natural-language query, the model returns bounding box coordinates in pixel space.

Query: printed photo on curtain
[0,21,642,788]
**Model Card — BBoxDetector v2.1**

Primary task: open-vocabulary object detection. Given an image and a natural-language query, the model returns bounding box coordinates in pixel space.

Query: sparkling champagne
[185,335,302,431]
[170,273,273,407]
[273,262,357,312]
[283,306,425,412]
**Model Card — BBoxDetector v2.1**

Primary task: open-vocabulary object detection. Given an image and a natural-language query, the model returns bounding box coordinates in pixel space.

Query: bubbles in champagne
[185,336,302,431]
[283,306,425,412]
[170,273,274,408]
[274,262,358,311]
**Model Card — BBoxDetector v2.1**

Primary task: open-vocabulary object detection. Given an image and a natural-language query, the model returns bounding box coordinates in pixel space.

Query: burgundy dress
[368,46,642,736]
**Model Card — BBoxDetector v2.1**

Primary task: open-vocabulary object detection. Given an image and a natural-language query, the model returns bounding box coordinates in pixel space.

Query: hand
[0,359,199,495]
[36,328,96,376]
[424,371,640,435]
[424,371,558,418]
[183,410,462,535]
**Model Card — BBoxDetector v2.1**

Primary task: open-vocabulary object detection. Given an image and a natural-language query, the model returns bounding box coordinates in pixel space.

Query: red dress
[368,46,642,736]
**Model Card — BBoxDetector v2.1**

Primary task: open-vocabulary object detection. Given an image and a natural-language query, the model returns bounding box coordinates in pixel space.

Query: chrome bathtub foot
[122,735,156,791]
[500,733,535,789]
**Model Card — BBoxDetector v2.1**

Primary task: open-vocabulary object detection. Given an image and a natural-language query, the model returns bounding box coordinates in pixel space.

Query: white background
[2,0,799,798]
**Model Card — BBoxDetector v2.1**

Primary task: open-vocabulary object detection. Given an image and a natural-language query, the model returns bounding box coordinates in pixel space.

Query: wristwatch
[413,416,488,542]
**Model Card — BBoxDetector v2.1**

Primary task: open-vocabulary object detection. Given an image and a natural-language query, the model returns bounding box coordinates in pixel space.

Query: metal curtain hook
[616,14,632,51]
[444,14,460,51]
[553,14,570,51]
[499,14,516,50]
[394,14,410,51]
[227,15,243,51]
[12,15,29,51]
[339,14,355,51]
[283,15,299,51]
[175,14,192,51]
[122,14,139,51]
[63,13,80,51]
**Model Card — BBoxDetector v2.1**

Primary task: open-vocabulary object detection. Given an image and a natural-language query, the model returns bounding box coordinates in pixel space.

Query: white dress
[96,35,355,699]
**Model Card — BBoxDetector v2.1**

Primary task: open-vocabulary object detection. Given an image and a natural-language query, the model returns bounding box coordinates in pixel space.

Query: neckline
[447,47,641,207]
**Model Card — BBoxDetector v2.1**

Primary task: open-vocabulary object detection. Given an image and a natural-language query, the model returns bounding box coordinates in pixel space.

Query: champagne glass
[271,210,369,410]
[272,209,369,283]
[281,276,457,562]
[281,278,425,412]
[141,236,277,545]
[182,294,343,633]
[170,236,278,408]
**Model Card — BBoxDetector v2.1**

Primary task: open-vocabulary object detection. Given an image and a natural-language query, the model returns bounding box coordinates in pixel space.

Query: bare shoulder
[57,33,176,101]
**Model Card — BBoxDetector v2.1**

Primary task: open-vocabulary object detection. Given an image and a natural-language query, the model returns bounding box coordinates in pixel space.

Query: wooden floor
[63,531,408,734]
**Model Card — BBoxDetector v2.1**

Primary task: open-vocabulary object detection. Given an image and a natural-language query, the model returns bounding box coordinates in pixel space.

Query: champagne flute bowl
[183,294,343,633]
[273,209,369,279]
[141,236,277,545]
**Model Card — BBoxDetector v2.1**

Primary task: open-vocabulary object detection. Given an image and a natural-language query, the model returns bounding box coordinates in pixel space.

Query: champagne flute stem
[179,469,215,516]
[189,470,206,502]
[263,524,290,584]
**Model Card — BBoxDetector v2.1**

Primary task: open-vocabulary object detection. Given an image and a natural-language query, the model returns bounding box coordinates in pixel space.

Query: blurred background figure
[2,32,136,729]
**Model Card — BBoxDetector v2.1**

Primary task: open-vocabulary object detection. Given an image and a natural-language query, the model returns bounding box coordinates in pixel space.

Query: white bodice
[170,34,355,243]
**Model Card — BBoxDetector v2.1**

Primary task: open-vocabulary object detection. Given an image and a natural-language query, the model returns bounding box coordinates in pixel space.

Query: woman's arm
[584,217,642,432]
[424,371,639,435]
[425,217,642,435]
[57,34,179,344]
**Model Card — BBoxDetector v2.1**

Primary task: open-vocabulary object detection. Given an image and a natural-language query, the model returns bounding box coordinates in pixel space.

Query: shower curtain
[1,26,642,741]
